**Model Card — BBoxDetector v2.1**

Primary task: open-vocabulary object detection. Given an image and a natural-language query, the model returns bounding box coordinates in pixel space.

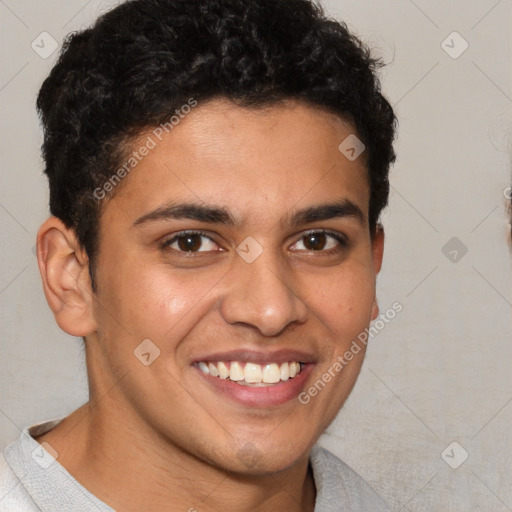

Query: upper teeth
[197,361,302,384]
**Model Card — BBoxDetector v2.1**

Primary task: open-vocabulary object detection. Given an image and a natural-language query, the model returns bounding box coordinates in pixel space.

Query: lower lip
[195,364,315,407]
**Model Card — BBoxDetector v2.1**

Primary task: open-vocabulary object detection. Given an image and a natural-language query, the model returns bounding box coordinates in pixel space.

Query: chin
[218,438,312,476]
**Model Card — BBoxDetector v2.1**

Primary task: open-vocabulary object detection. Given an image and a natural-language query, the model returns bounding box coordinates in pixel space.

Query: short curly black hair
[37,0,396,287]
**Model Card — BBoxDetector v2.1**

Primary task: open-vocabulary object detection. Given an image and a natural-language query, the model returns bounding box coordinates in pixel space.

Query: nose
[220,248,308,337]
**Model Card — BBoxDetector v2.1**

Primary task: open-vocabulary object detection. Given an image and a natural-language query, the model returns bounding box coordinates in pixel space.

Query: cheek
[98,257,224,341]
[305,264,375,337]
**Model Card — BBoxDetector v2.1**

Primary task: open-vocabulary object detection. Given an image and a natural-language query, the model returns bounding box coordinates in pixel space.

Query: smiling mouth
[196,361,304,387]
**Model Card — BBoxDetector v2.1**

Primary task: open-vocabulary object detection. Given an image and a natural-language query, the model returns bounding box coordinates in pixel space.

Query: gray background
[1,1,511,510]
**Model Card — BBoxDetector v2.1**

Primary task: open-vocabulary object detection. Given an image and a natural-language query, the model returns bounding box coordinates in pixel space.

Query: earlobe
[37,217,97,337]
[370,296,379,321]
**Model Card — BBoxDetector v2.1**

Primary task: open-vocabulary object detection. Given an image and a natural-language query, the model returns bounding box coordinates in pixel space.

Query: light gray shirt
[0,419,390,511]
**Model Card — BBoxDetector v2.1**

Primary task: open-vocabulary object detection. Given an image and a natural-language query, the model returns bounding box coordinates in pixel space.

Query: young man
[0,0,396,510]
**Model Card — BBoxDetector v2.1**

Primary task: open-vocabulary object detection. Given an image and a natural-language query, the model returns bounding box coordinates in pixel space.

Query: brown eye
[303,232,328,251]
[177,234,202,252]
[162,231,220,253]
[292,230,347,252]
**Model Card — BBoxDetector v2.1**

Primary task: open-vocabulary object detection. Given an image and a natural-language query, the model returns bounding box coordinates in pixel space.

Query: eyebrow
[132,199,366,228]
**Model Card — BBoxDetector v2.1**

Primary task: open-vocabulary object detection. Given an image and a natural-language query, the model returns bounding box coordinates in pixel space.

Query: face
[87,98,383,474]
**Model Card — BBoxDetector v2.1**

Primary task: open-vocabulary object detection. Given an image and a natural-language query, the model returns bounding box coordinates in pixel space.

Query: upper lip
[191,349,316,365]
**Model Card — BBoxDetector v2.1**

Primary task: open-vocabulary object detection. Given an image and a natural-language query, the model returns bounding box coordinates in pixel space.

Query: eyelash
[161,229,348,254]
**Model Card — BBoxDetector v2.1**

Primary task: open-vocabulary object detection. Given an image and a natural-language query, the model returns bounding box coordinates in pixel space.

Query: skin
[35,98,384,512]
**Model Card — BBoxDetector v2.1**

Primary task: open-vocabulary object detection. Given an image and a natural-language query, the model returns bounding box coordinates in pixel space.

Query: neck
[34,401,316,512]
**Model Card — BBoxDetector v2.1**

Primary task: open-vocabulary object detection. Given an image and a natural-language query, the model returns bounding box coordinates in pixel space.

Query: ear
[36,217,97,337]
[370,224,385,321]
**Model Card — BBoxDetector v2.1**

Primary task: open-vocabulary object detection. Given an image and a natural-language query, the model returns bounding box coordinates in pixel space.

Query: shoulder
[0,449,40,512]
[310,444,391,512]
[1,419,115,512]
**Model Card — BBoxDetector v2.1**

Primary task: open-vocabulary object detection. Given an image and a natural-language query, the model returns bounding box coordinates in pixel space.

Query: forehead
[100,98,370,228]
